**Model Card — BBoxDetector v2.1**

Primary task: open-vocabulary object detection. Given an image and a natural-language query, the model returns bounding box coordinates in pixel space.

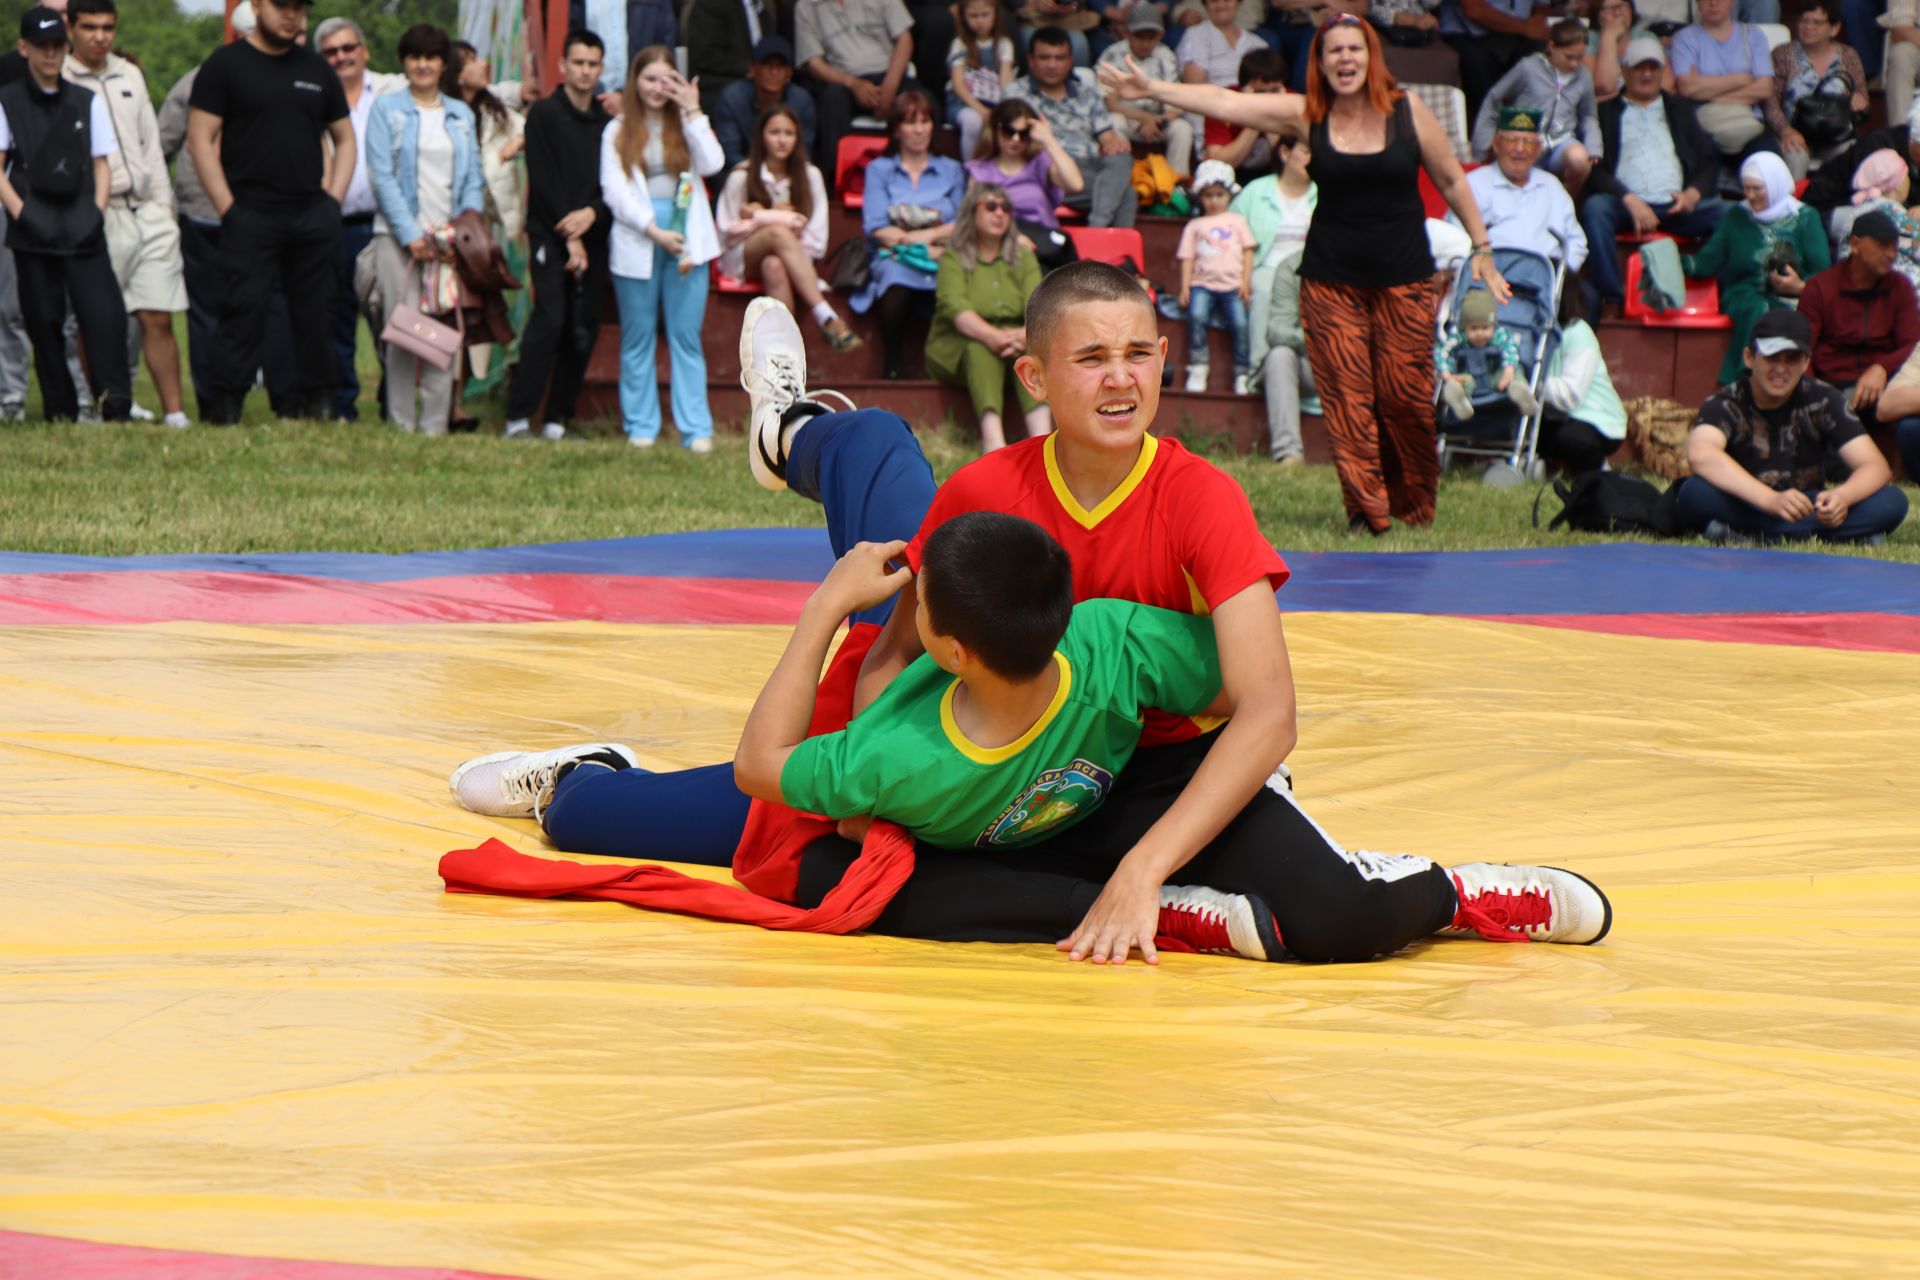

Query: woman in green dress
[925,182,1048,452]
[1684,151,1831,386]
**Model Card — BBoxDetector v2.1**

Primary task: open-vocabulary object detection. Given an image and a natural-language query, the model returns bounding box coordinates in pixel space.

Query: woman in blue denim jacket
[366,24,485,435]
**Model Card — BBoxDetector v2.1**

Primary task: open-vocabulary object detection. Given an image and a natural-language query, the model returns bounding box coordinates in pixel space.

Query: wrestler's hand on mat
[1057,870,1161,967]
[813,539,913,620]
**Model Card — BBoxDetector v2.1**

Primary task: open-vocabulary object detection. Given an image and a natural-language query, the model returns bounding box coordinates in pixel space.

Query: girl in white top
[601,46,725,449]
[713,103,857,351]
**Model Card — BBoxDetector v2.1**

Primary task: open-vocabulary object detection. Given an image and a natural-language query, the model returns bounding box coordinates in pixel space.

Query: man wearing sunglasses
[313,16,403,422]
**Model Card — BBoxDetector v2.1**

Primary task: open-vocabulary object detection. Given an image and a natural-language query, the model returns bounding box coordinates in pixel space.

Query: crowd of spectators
[0,0,1907,541]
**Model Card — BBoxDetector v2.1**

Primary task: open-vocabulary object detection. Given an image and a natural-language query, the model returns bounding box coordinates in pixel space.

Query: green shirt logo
[977,759,1114,847]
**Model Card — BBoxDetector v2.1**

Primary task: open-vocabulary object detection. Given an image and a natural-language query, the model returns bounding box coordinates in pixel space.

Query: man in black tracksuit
[185,0,353,424]
[501,29,611,441]
[0,4,128,421]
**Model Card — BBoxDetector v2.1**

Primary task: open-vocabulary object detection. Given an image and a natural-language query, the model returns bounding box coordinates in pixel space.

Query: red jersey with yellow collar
[904,432,1289,746]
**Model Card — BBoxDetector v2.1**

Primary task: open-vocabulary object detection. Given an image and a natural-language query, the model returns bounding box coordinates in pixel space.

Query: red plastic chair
[1416,163,1480,219]
[1623,252,1732,329]
[835,135,889,209]
[1064,226,1146,273]
[710,262,761,295]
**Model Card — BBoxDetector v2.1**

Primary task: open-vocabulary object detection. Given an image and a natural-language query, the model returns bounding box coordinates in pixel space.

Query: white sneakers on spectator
[1442,862,1613,945]
[1185,363,1208,393]
[450,743,639,821]
[1232,372,1249,396]
[130,402,156,421]
[162,412,190,429]
[504,419,530,439]
[687,436,713,454]
[541,422,566,441]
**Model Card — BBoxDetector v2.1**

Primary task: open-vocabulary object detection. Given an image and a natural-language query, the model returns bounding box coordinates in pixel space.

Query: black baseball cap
[1750,308,1811,357]
[752,35,794,64]
[1851,208,1900,243]
[19,6,68,45]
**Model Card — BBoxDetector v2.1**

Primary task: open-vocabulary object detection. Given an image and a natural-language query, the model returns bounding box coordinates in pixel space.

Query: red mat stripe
[1473,611,1920,654]
[0,1229,530,1279]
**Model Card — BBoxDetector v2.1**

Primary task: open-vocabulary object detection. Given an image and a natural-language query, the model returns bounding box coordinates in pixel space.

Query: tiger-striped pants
[1301,276,1440,532]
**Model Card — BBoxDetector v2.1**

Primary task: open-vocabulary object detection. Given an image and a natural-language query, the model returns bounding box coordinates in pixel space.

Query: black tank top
[1300,95,1433,289]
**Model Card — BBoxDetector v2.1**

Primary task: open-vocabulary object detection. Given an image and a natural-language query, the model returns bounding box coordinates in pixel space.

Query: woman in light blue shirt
[366,23,484,436]
[848,89,966,380]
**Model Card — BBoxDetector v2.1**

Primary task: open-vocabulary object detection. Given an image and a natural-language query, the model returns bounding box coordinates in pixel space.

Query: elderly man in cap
[186,0,354,424]
[0,4,131,422]
[1451,105,1586,275]
[714,35,817,172]
[1582,34,1727,316]
[1678,308,1909,543]
[1797,208,1920,451]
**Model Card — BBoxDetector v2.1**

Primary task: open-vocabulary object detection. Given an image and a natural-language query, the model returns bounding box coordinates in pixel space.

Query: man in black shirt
[0,5,130,421]
[1677,309,1909,544]
[185,0,352,424]
[502,29,610,441]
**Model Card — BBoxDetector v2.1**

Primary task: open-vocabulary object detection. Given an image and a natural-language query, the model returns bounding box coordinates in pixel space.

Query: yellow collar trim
[939,652,1073,766]
[1043,433,1159,530]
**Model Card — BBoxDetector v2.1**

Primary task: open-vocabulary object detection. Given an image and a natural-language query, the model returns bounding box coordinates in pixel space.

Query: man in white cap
[1582,34,1727,315]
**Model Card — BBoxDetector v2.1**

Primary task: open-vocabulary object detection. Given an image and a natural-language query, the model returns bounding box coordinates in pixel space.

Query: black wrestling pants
[795,733,1460,963]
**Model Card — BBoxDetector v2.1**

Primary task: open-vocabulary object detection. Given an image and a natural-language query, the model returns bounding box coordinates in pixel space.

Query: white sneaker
[503,419,531,439]
[1185,364,1209,393]
[686,436,713,454]
[1156,884,1285,961]
[449,743,640,820]
[1232,372,1249,396]
[740,296,809,491]
[541,422,566,441]
[162,412,191,429]
[1442,863,1613,945]
[629,434,657,448]
[130,402,156,421]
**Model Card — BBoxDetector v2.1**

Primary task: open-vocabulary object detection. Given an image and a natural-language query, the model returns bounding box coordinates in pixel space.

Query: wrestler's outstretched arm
[1059,584,1298,965]
[734,541,911,801]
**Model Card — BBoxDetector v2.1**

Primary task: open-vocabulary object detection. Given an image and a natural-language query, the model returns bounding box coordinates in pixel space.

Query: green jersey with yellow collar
[779,599,1222,850]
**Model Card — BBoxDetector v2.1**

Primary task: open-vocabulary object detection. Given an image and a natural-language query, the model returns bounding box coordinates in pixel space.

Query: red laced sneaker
[1154,885,1285,961]
[1443,863,1613,945]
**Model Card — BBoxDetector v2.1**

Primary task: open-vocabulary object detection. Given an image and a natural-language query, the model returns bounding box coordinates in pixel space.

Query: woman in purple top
[849,89,967,379]
[963,100,1083,231]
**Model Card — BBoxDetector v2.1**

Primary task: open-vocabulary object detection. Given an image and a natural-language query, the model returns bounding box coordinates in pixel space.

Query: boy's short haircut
[920,513,1074,680]
[1028,24,1073,53]
[1237,49,1289,87]
[68,0,116,19]
[1024,260,1156,364]
[562,28,604,56]
[1549,17,1587,45]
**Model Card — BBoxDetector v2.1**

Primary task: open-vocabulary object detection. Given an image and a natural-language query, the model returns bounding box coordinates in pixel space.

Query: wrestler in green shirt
[733,512,1227,852]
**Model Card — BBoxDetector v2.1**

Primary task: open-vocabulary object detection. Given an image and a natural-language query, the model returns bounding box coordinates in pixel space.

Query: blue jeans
[332,217,375,420]
[1738,0,1779,22]
[1187,287,1250,371]
[1580,194,1729,303]
[613,199,712,444]
[540,408,939,863]
[1840,0,1883,78]
[1675,476,1909,541]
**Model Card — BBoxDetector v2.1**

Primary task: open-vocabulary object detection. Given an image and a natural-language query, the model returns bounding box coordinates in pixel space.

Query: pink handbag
[380,264,466,370]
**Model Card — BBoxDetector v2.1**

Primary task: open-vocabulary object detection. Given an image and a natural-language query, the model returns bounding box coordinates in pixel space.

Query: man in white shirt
[1451,105,1587,275]
[64,0,189,426]
[315,15,403,421]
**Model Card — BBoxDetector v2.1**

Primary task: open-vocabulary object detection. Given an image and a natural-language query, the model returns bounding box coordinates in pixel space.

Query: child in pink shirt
[1177,160,1258,395]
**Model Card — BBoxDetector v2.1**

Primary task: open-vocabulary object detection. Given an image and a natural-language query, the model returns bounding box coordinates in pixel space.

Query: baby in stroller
[1435,289,1541,422]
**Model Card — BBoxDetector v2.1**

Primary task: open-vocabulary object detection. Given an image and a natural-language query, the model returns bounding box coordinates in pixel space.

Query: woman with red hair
[1101,15,1509,535]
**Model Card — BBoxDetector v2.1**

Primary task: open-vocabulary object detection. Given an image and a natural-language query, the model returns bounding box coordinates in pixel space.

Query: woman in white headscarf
[1683,151,1831,384]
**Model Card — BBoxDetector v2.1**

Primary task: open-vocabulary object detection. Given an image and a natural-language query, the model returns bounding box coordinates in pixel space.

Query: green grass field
[5,324,1914,559]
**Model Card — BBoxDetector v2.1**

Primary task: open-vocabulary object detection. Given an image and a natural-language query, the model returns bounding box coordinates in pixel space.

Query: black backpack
[1533,471,1684,536]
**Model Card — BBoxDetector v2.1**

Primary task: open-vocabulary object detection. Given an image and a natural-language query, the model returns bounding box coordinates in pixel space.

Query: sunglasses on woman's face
[999,124,1033,141]
[977,199,1012,213]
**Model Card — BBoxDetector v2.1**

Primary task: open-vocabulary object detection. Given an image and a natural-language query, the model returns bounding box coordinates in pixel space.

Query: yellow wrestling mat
[3,613,1918,1278]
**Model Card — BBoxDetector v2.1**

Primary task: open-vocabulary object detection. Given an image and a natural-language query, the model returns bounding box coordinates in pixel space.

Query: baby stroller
[1434,246,1564,474]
